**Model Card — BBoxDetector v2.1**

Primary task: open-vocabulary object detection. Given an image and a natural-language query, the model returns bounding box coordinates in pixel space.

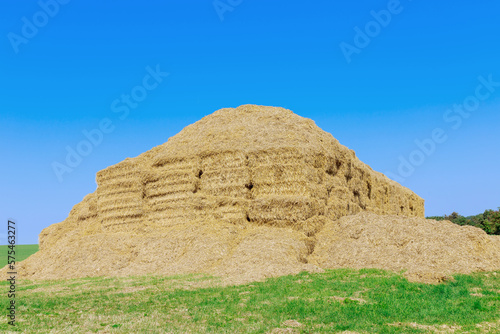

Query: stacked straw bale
[53,104,424,239]
[6,105,500,284]
[85,104,424,236]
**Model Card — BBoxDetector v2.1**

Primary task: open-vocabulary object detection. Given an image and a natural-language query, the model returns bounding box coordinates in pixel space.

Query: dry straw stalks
[5,105,499,284]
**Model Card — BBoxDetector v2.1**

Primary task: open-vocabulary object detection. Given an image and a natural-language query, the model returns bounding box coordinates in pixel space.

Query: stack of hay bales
[7,105,500,284]
[76,104,424,237]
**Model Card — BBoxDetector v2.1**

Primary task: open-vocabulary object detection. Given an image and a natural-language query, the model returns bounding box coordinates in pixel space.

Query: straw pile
[310,212,500,283]
[5,105,500,284]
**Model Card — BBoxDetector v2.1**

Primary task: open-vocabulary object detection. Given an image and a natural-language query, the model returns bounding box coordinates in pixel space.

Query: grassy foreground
[1,244,39,266]
[1,267,499,333]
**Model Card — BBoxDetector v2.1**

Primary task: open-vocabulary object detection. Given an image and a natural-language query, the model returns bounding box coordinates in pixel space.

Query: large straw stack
[8,105,499,284]
[69,104,424,238]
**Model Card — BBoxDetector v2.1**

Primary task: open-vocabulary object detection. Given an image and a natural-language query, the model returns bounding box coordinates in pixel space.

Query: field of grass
[1,266,499,333]
[1,244,38,266]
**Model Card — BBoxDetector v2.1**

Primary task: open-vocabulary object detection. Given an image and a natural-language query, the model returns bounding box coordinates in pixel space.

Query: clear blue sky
[1,0,499,245]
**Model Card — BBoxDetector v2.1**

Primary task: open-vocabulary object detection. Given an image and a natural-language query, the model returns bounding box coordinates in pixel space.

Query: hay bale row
[96,160,144,231]
[91,150,423,232]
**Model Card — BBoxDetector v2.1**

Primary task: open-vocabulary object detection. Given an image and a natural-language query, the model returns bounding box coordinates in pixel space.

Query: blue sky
[1,0,499,245]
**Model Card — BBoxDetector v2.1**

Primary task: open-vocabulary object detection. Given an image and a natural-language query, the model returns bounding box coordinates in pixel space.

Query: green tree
[427,207,500,235]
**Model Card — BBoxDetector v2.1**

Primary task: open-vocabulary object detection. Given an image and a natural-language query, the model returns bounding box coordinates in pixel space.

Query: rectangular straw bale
[202,184,249,197]
[347,177,364,193]
[147,192,193,210]
[342,160,363,183]
[96,159,140,185]
[208,197,248,224]
[327,175,349,194]
[95,159,144,225]
[305,167,323,185]
[319,152,341,174]
[251,163,314,198]
[200,167,250,197]
[200,151,247,171]
[101,213,143,230]
[148,192,205,210]
[247,148,304,168]
[309,182,328,200]
[306,152,329,169]
[252,164,306,184]
[313,153,342,173]
[99,203,142,220]
[367,172,421,217]
[375,183,391,209]
[249,196,323,223]
[95,158,145,229]
[408,193,424,216]
[97,180,142,197]
[102,218,144,232]
[96,171,142,186]
[385,189,399,213]
[147,201,206,227]
[152,155,200,171]
[251,181,310,197]
[98,189,143,231]
[397,196,409,215]
[350,164,365,180]
[326,202,348,221]
[146,184,194,199]
[145,179,196,198]
[347,200,362,215]
[324,176,349,220]
[99,202,142,217]
[98,192,143,212]
[212,206,246,223]
[100,209,142,221]
[212,197,248,209]
[368,180,385,210]
[157,169,196,185]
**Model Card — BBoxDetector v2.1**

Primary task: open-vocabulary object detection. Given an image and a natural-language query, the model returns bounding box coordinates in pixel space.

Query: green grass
[1,268,499,333]
[1,244,38,265]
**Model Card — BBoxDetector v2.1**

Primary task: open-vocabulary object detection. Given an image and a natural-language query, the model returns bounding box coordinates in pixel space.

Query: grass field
[1,244,38,266]
[1,263,499,333]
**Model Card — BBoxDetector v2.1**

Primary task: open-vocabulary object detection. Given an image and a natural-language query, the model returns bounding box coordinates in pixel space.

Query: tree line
[427,208,500,235]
